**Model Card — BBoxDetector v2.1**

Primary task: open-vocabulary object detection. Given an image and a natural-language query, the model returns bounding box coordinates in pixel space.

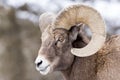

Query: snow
[16,10,38,23]
[94,1,120,25]
[6,0,27,8]
[5,0,120,33]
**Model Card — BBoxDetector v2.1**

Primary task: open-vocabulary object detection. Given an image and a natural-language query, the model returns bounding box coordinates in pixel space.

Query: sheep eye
[58,37,64,42]
[54,36,64,47]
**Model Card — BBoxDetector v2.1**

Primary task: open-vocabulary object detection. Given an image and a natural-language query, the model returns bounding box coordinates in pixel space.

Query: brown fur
[38,25,120,80]
[61,35,120,80]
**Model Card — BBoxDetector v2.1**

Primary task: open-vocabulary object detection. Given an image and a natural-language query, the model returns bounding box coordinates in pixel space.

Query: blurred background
[0,0,120,80]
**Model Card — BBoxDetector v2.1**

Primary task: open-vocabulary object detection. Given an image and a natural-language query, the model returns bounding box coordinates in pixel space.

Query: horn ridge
[53,4,106,57]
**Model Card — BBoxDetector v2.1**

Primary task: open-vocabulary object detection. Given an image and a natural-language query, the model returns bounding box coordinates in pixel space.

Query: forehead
[53,29,68,34]
[41,28,68,41]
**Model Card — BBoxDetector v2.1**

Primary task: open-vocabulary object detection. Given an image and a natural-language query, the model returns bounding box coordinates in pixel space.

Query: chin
[36,65,54,75]
[39,66,51,75]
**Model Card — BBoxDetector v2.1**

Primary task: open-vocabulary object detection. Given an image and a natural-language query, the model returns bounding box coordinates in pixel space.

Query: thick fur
[38,24,120,80]
[62,35,120,80]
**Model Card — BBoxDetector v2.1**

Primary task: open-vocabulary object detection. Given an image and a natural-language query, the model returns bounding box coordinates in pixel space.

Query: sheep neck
[61,55,97,80]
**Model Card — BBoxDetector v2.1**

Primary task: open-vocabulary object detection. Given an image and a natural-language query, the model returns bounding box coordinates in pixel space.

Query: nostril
[37,60,42,67]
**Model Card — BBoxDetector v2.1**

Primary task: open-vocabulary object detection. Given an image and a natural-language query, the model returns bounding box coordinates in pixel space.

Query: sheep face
[35,27,79,75]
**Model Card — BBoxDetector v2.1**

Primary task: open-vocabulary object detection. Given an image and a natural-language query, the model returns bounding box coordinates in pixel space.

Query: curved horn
[39,13,55,33]
[53,4,106,57]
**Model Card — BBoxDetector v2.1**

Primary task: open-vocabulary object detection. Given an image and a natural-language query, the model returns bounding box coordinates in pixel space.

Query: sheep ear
[69,24,83,42]
[39,13,55,33]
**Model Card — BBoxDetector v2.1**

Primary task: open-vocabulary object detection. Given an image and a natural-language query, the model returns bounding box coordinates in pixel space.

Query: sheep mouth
[38,65,51,75]
[39,65,50,71]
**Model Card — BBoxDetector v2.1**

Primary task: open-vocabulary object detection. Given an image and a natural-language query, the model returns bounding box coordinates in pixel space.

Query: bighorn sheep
[35,4,120,80]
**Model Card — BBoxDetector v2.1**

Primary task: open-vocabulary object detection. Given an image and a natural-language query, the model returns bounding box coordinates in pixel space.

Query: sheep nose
[36,60,43,67]
[35,56,43,67]
[35,55,50,71]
